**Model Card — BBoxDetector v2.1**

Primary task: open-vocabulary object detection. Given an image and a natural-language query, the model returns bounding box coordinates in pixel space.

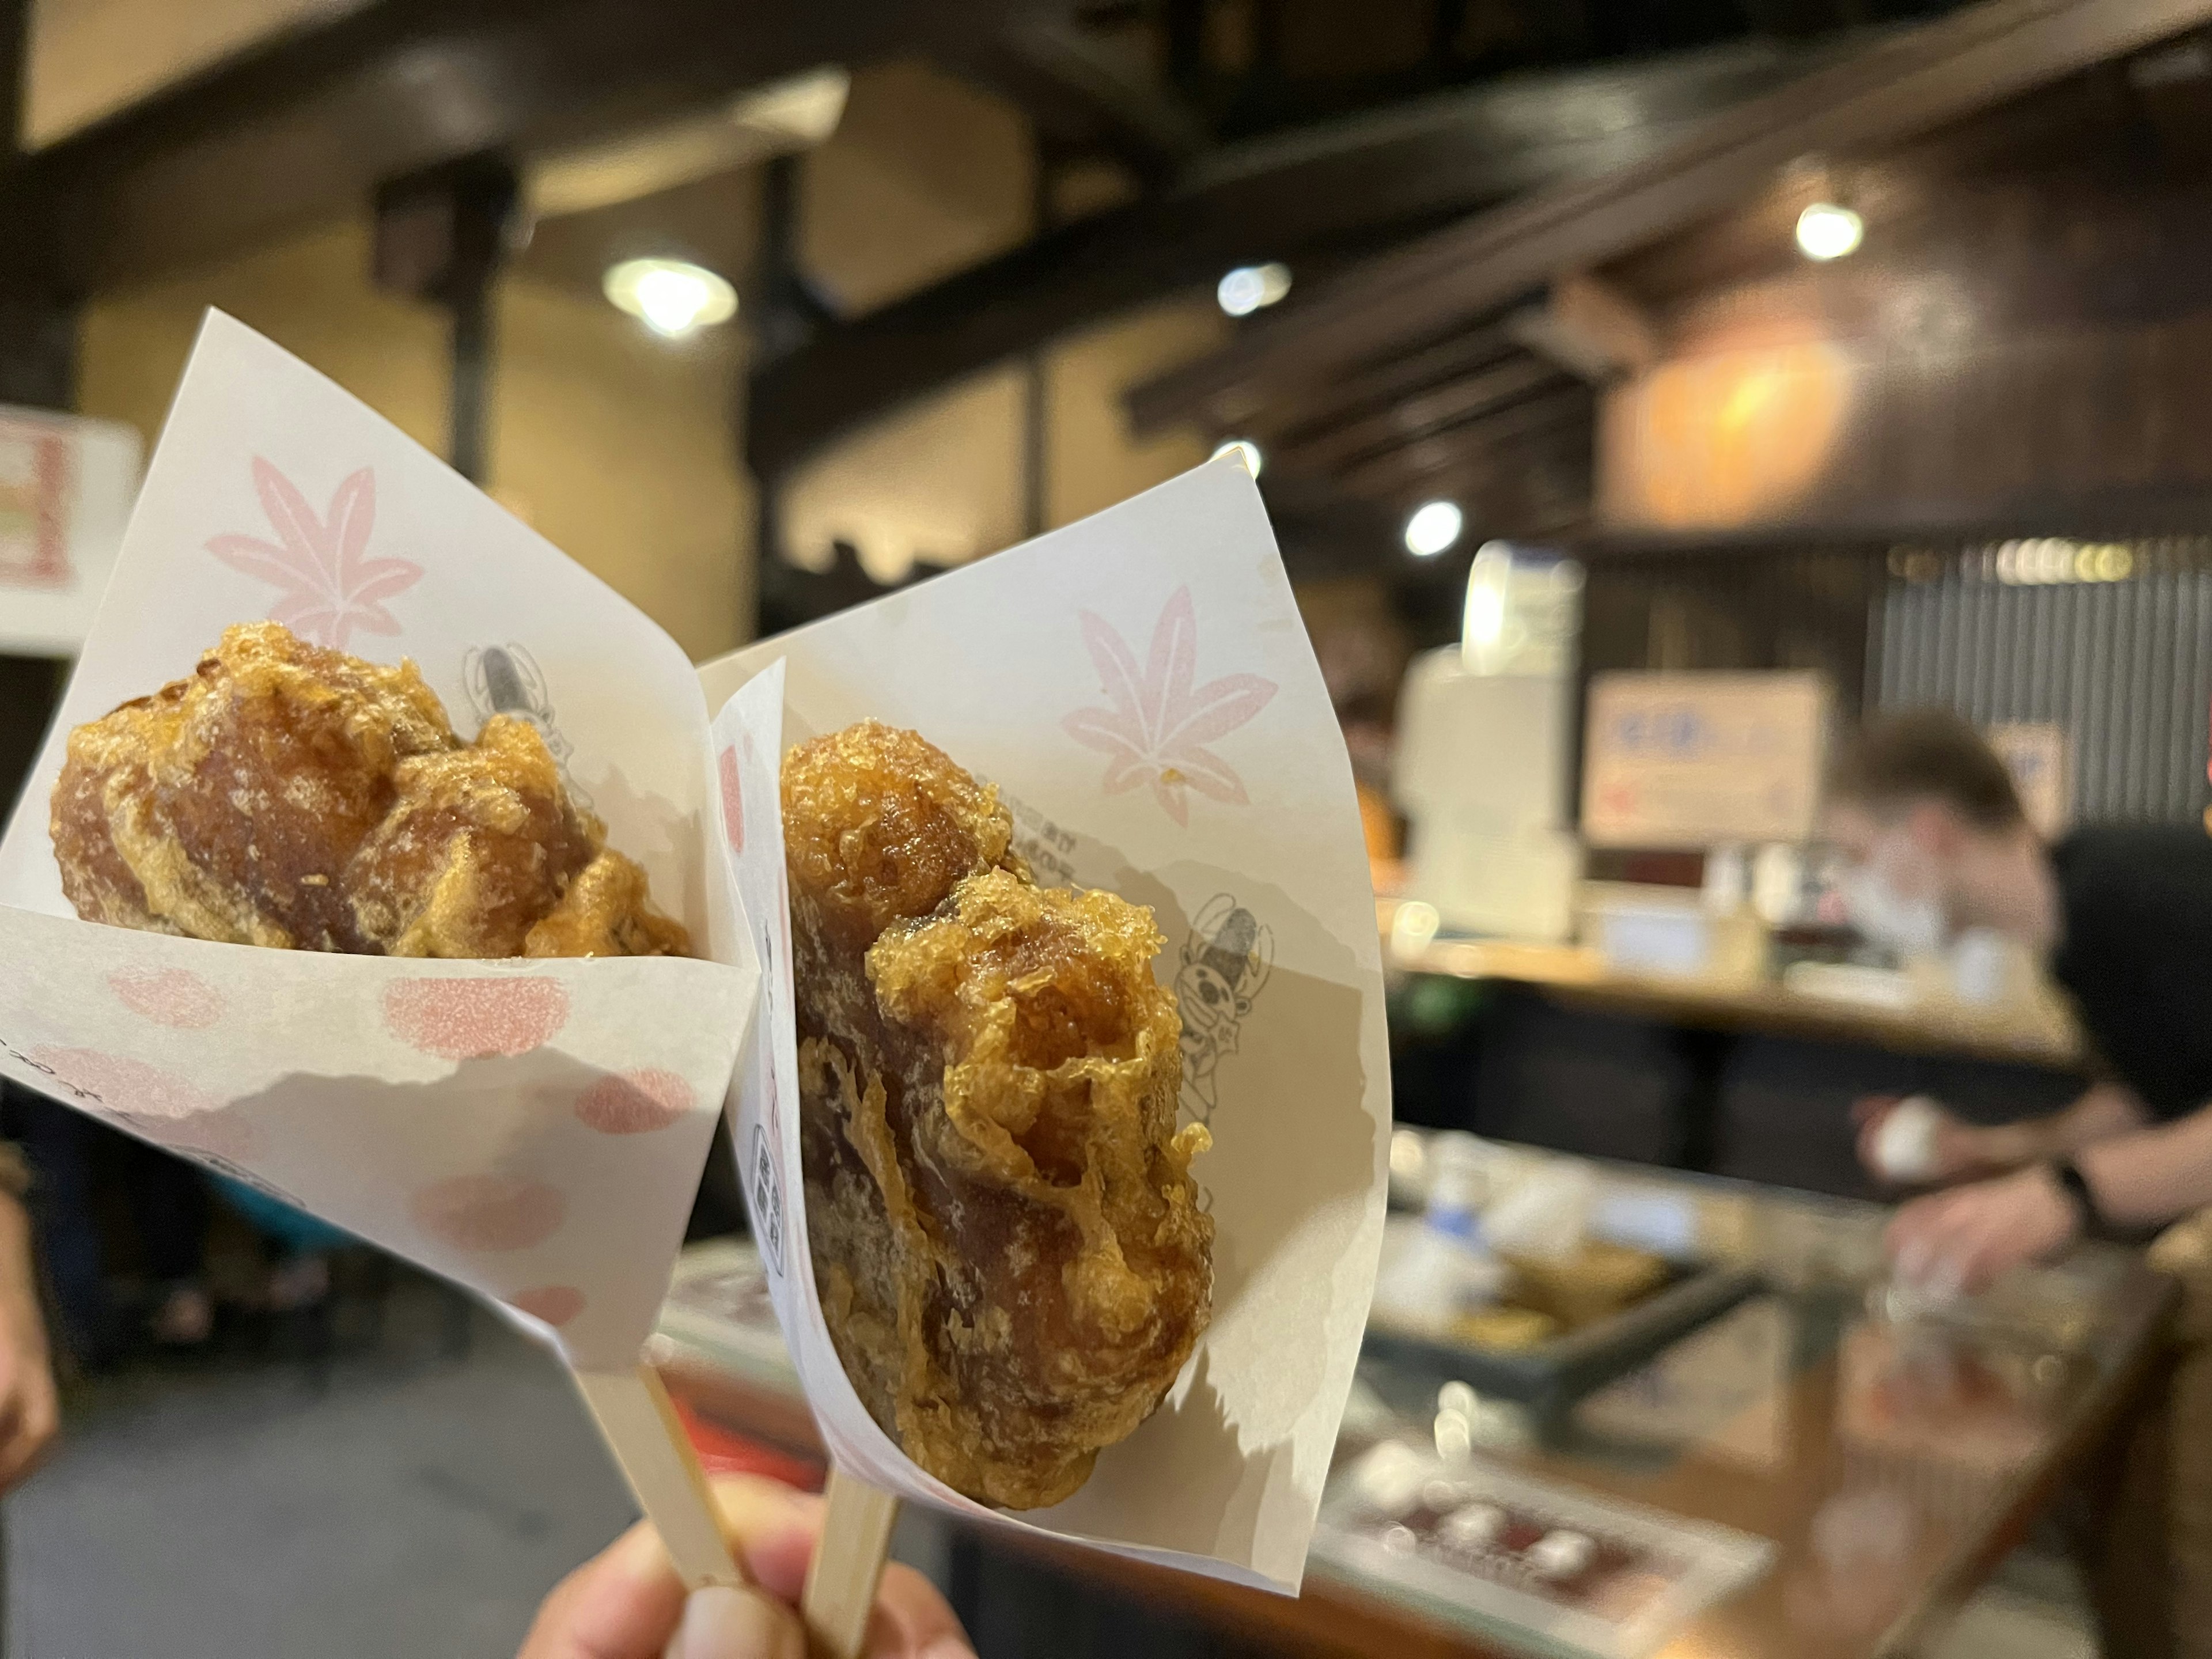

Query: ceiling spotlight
[1211,438,1263,478]
[1795,202,1862,262]
[1404,500,1463,558]
[1216,262,1292,317]
[603,257,738,338]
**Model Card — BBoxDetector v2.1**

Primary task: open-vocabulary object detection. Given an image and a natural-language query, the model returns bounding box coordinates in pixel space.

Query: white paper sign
[0,313,756,1372]
[698,457,1392,1592]
[0,404,142,656]
[1582,671,1831,849]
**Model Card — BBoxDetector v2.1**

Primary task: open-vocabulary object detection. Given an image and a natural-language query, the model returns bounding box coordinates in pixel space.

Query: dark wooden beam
[1335,384,1593,498]
[1135,0,2212,430]
[0,0,25,168]
[747,35,1843,481]
[1272,353,1566,472]
[1169,319,1518,441]
[0,0,1022,293]
[964,17,1210,184]
[1505,271,1660,382]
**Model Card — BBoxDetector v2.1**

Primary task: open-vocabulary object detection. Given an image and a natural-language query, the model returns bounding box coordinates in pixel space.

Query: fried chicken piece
[784,720,1211,1509]
[51,620,686,959]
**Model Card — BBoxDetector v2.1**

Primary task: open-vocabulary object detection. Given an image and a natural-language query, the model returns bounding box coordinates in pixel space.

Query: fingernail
[668,1585,802,1659]
[917,1637,979,1659]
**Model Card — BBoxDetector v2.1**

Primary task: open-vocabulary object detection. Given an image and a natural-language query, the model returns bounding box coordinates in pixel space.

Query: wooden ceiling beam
[961,17,1209,184]
[748,35,1840,480]
[1335,384,1593,498]
[1138,0,2212,426]
[1271,352,1567,472]
[1504,271,1660,382]
[1177,320,1518,441]
[0,0,1022,294]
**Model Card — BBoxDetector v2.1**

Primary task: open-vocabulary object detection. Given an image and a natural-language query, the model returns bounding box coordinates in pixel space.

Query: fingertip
[872,1562,972,1658]
[703,1476,825,1603]
[668,1585,804,1659]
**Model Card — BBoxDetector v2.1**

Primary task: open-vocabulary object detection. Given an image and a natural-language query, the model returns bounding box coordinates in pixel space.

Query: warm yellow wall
[491,278,751,661]
[780,366,1027,582]
[25,0,366,147]
[801,62,1036,313]
[77,221,450,456]
[73,219,752,662]
[1044,297,1229,529]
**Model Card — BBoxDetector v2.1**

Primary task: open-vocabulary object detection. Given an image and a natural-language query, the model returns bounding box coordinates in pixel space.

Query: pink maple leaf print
[1061,586,1278,826]
[206,457,422,648]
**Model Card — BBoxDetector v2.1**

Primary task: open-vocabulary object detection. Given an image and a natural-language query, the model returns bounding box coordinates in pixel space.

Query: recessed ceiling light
[603,257,738,338]
[1404,500,1463,558]
[1211,438,1263,478]
[1216,262,1292,317]
[1795,202,1862,262]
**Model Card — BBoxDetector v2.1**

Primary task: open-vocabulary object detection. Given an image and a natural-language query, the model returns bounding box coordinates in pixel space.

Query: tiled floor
[3,1278,636,1659]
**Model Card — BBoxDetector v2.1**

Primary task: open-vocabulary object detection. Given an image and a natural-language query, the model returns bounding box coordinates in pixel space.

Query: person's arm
[1885,1096,2212,1295]
[2074,1099,2212,1230]
[1975,1081,2149,1165]
[1856,1081,2147,1185]
[0,1179,59,1491]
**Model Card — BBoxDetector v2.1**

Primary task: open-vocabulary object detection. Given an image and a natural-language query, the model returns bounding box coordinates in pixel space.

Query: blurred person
[5,1080,211,1358]
[518,1475,971,1659]
[1825,709,2212,1285]
[210,1174,349,1314]
[1825,707,2212,1658]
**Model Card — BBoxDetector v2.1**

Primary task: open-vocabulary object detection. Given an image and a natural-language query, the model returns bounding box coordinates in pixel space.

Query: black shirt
[2051,824,2212,1120]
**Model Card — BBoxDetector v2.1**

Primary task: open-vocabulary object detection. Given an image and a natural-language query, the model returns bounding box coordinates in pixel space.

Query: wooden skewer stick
[576,1363,748,1591]
[801,1467,902,1659]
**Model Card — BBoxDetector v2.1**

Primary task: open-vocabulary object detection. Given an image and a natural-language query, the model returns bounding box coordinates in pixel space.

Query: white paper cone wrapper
[699,459,1391,1591]
[0,313,756,1372]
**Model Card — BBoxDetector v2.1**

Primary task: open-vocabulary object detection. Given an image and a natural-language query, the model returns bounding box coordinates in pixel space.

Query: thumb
[663,1585,805,1659]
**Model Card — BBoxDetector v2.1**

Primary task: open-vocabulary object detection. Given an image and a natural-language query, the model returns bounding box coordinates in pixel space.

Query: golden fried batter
[784,720,1211,1509]
[51,621,686,959]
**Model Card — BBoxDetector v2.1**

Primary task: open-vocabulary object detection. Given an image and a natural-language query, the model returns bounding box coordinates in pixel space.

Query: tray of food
[1365,1218,1764,1413]
[1315,1440,1773,1659]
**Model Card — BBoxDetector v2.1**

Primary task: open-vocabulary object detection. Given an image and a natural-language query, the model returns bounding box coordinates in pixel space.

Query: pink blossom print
[206,458,422,647]
[505,1285,586,1327]
[574,1068,695,1135]
[107,967,225,1029]
[410,1174,565,1253]
[1061,586,1278,827]
[718,745,745,851]
[382,978,569,1060]
[31,1047,218,1120]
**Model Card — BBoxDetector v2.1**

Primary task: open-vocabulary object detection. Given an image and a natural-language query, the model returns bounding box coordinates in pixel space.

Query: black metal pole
[449,275,493,486]
[371,154,515,486]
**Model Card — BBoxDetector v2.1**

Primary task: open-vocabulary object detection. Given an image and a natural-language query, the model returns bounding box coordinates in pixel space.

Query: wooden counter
[1377,899,2084,1069]
[654,1155,2174,1659]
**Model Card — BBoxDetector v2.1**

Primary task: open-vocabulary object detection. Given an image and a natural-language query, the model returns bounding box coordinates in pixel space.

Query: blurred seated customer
[4,1079,210,1359]
[517,1473,972,1659]
[1825,708,2212,1658]
[211,1175,349,1313]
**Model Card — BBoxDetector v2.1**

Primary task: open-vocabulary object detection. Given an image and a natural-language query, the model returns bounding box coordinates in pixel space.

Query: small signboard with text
[1984,722,2070,838]
[1583,671,1831,849]
[0,406,142,656]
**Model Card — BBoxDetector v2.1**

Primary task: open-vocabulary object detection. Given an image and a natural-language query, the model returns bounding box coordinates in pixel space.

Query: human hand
[1853,1096,2004,1187]
[1884,1165,2081,1297]
[517,1474,972,1659]
[0,1200,58,1491]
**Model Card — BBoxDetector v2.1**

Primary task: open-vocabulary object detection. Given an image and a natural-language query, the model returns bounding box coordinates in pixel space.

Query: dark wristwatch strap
[2050,1157,2104,1238]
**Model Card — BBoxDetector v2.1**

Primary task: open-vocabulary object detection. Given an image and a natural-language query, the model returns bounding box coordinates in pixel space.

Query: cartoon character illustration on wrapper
[1176,894,1272,1124]
[464,642,591,809]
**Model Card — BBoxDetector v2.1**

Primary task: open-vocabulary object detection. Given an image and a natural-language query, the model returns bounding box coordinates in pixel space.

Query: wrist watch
[2049,1157,2104,1238]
